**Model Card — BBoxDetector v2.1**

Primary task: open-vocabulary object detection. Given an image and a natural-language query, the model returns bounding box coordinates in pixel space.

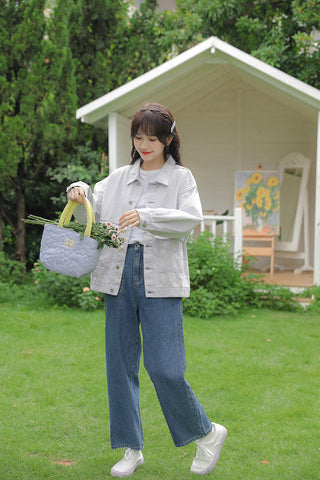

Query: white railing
[200,208,243,269]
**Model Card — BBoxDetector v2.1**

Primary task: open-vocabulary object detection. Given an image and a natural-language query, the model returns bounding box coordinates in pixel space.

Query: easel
[243,231,276,275]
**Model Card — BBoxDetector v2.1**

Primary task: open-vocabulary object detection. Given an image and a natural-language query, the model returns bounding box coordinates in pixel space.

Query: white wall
[108,113,131,172]
[178,88,237,214]
[176,79,317,264]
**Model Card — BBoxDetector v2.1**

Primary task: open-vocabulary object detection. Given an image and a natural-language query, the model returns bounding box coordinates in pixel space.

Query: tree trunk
[0,194,3,251]
[0,212,2,251]
[15,167,26,263]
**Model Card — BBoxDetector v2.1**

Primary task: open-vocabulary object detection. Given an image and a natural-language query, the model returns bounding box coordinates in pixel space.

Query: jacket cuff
[136,209,148,229]
[66,181,91,197]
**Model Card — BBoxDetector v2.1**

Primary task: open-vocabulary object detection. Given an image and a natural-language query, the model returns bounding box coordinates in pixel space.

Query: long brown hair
[130,103,182,165]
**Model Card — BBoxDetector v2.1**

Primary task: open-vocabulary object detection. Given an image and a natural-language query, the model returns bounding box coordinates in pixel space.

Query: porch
[201,211,315,289]
[246,270,314,288]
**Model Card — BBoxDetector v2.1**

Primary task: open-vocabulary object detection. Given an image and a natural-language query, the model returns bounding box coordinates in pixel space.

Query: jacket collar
[127,156,176,186]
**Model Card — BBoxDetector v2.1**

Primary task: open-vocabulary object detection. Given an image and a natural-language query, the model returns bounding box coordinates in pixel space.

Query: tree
[106,0,176,86]
[68,0,129,151]
[172,0,320,88]
[0,0,77,262]
[67,0,182,175]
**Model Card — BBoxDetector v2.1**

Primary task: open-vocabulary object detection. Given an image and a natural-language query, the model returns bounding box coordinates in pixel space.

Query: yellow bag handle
[58,199,95,237]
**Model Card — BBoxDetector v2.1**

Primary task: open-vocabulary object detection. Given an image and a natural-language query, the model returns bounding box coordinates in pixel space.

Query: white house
[76,37,320,285]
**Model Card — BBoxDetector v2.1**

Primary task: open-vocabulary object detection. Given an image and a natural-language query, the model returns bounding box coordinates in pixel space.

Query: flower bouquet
[23,215,124,250]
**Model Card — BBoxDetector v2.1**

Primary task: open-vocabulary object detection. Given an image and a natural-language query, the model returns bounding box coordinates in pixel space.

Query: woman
[68,103,227,477]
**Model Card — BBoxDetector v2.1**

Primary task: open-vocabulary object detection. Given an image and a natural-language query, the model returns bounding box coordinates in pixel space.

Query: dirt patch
[53,459,73,466]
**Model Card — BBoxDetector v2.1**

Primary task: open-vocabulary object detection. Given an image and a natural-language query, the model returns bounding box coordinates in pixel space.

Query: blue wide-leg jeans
[104,243,212,450]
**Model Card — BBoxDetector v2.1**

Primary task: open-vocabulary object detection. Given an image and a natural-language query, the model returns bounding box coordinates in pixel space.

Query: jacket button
[129,200,133,205]
[110,288,114,293]
[142,222,147,227]
[115,265,120,269]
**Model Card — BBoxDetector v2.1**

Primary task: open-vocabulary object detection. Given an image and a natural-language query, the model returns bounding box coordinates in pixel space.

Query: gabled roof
[76,36,320,128]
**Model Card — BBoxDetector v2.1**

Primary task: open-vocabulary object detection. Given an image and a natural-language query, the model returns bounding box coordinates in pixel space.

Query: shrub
[183,232,309,318]
[32,261,104,310]
[183,232,258,318]
[254,282,303,312]
[0,252,27,284]
[304,286,320,314]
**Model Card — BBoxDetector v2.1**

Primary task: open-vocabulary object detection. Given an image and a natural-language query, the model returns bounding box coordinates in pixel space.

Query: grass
[0,302,320,480]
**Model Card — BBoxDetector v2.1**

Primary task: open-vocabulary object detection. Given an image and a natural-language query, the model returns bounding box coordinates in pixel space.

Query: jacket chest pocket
[146,183,174,208]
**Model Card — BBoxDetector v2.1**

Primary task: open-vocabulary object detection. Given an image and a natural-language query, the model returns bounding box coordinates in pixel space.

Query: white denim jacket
[67,156,202,297]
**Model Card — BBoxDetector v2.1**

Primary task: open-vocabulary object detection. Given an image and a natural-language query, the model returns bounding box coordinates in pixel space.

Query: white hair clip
[170,121,176,133]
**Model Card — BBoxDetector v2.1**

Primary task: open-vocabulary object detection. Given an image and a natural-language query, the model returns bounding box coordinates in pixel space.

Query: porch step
[245,270,314,288]
[294,297,313,308]
[255,286,314,309]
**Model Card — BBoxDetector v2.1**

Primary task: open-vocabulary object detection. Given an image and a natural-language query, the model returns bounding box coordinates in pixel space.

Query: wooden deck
[245,270,314,288]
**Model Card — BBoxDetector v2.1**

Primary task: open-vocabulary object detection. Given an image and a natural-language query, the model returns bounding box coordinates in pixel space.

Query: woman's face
[133,131,171,170]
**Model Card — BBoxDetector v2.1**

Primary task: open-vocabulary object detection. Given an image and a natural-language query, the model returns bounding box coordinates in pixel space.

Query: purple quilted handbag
[40,200,101,278]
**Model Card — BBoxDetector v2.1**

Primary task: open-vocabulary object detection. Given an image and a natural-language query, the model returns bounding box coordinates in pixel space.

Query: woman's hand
[119,210,140,229]
[68,186,86,205]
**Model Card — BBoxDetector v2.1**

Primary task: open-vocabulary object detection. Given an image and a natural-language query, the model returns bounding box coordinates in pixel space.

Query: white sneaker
[111,448,144,477]
[191,422,227,475]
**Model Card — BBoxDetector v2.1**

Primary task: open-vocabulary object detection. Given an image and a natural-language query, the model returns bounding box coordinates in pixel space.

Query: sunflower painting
[235,170,280,234]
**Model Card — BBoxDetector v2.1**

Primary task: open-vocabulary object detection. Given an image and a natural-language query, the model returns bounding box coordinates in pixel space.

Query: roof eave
[76,37,216,125]
[211,37,320,109]
[76,36,320,127]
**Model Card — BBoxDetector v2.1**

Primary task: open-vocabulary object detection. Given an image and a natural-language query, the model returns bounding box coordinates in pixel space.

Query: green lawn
[0,304,319,480]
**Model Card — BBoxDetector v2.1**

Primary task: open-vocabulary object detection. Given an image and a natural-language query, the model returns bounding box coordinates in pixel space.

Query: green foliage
[46,143,106,208]
[0,251,26,284]
[69,0,128,105]
[183,232,311,318]
[32,261,104,310]
[108,1,177,86]
[0,222,15,252]
[255,282,304,312]
[303,285,320,313]
[175,0,320,88]
[0,0,77,176]
[68,0,129,149]
[183,232,258,318]
[0,0,77,261]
